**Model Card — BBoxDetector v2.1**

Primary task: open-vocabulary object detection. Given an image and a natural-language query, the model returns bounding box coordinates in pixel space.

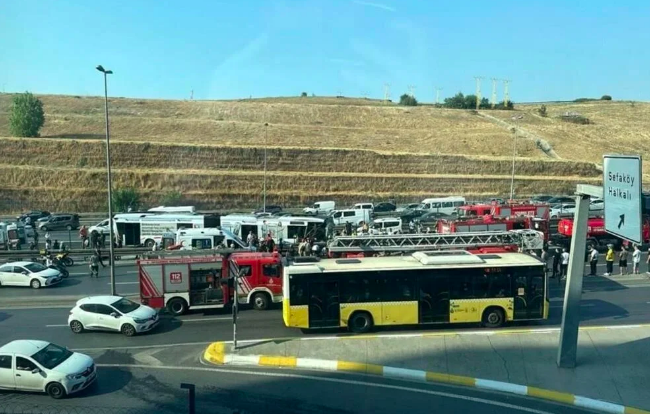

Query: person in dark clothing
[94,247,106,268]
[345,221,352,237]
[551,248,561,279]
[101,232,107,248]
[90,231,98,249]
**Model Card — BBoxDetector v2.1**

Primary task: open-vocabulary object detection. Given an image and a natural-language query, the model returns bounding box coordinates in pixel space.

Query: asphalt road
[0,347,597,414]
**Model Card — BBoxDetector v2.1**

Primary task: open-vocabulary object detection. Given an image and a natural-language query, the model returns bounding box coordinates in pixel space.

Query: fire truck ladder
[327,230,544,253]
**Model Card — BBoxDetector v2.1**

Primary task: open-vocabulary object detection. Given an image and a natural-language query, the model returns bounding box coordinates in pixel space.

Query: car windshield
[31,343,73,370]
[111,298,140,314]
[23,262,47,273]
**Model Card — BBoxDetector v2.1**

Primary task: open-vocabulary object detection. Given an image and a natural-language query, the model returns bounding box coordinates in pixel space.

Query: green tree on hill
[399,93,418,106]
[112,188,141,212]
[9,92,45,137]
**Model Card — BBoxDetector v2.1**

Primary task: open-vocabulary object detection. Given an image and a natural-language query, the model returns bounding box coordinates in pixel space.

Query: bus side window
[382,273,415,301]
[340,273,380,303]
[289,275,309,306]
[488,272,512,298]
[450,270,481,299]
[471,273,489,299]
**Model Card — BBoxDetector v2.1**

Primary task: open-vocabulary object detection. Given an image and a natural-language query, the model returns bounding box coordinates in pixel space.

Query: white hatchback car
[0,340,96,399]
[68,295,159,337]
[0,261,62,288]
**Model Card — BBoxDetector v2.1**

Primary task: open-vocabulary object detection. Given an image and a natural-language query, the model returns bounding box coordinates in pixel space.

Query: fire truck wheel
[349,311,373,334]
[482,307,505,328]
[167,298,187,316]
[252,292,270,310]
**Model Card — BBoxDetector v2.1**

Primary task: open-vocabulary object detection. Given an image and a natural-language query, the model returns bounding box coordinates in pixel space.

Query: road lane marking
[107,282,139,285]
[98,363,557,414]
[177,317,232,323]
[72,341,212,351]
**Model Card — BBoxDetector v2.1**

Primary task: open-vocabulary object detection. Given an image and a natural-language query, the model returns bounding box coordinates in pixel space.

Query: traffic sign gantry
[603,154,643,244]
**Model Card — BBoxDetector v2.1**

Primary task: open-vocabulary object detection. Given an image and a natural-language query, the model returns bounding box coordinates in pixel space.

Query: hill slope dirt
[0,93,636,213]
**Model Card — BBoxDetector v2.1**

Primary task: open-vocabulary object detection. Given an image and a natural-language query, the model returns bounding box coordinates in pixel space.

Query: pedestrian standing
[604,244,614,276]
[588,246,598,276]
[540,247,549,277]
[618,246,629,275]
[551,248,561,279]
[79,225,88,249]
[633,245,642,274]
[44,231,51,244]
[560,248,570,279]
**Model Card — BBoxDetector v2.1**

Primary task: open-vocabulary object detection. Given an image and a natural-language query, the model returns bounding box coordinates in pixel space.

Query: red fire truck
[457,204,493,217]
[138,252,283,315]
[553,217,650,249]
[437,215,550,242]
[490,203,550,220]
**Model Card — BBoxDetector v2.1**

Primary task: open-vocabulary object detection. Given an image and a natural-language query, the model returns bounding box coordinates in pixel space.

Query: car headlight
[66,373,83,380]
[133,318,148,324]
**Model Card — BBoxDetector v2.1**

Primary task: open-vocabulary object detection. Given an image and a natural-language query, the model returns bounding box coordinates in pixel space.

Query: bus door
[418,272,450,323]
[308,279,340,328]
[513,267,544,320]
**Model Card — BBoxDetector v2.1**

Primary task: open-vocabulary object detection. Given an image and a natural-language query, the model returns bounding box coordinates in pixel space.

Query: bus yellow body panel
[340,303,383,328]
[449,298,514,323]
[377,301,419,326]
[285,301,309,328]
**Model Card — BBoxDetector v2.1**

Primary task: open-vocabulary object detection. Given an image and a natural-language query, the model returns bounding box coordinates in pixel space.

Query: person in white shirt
[560,248,570,279]
[588,246,598,276]
[632,245,641,274]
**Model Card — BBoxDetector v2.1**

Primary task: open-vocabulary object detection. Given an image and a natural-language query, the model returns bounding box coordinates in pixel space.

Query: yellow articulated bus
[282,251,548,333]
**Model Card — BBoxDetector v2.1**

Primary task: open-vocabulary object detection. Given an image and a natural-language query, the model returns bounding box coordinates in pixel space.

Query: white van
[359,217,402,235]
[331,209,371,226]
[166,227,252,250]
[419,196,466,215]
[353,203,374,212]
[304,201,335,215]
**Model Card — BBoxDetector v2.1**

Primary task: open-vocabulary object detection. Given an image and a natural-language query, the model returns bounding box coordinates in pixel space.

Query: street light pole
[263,122,268,213]
[96,65,116,296]
[509,115,524,200]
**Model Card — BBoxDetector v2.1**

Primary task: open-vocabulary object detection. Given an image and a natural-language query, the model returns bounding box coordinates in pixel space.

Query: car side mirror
[31,368,41,374]
[110,312,119,318]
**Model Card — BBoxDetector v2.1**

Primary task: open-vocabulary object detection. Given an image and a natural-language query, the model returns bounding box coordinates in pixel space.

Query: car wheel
[46,382,66,399]
[252,292,270,310]
[70,320,84,333]
[31,279,41,289]
[121,323,136,337]
[66,225,73,231]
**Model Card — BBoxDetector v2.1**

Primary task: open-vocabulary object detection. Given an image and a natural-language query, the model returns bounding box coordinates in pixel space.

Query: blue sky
[1,0,649,102]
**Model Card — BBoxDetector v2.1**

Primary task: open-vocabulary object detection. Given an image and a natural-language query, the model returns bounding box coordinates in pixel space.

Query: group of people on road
[540,243,650,280]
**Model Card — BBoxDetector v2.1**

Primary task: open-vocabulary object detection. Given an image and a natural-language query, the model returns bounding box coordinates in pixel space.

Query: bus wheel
[349,312,373,334]
[167,298,187,316]
[145,239,155,248]
[252,292,270,310]
[482,307,505,328]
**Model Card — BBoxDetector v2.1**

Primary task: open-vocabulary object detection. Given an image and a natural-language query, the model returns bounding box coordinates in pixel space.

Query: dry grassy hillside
[1,93,636,213]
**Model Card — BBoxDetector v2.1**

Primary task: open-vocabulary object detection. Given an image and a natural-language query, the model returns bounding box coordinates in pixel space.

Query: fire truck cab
[138,252,282,315]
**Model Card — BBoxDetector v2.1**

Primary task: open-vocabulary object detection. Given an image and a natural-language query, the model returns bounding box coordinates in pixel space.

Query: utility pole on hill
[407,85,416,98]
[435,87,442,105]
[383,83,391,104]
[491,79,498,108]
[474,76,484,110]
[503,79,511,107]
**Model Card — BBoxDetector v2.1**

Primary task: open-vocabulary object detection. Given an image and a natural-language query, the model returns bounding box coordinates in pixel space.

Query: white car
[590,199,604,211]
[550,203,576,218]
[68,295,159,337]
[0,261,62,288]
[89,219,110,235]
[0,340,96,399]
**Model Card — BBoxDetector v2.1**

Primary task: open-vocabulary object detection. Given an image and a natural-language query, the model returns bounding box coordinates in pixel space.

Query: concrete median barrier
[203,325,650,413]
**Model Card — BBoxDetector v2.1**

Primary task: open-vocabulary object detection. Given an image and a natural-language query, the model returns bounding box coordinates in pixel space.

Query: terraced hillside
[0,93,633,213]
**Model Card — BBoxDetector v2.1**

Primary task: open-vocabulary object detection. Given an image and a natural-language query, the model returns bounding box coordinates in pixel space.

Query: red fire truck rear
[138,252,282,315]
[553,217,650,249]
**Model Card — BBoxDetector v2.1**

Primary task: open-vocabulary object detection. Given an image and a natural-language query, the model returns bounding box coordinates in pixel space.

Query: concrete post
[557,194,591,368]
